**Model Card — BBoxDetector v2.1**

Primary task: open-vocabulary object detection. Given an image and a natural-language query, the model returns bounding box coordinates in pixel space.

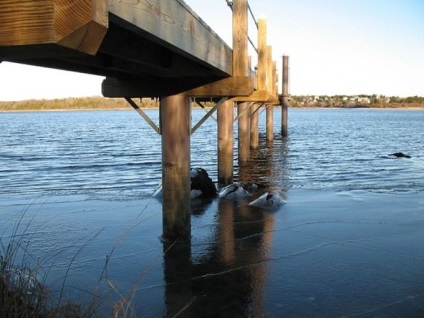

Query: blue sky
[0,0,423,101]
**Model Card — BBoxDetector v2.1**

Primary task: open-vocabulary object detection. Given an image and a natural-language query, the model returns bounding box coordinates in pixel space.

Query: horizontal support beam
[185,76,254,97]
[102,76,223,98]
[230,90,279,103]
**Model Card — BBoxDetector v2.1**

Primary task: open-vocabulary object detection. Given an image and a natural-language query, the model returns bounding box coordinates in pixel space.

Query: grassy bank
[0,97,152,112]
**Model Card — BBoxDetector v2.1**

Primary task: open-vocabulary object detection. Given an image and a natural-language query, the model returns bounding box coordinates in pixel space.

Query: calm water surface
[1,108,423,317]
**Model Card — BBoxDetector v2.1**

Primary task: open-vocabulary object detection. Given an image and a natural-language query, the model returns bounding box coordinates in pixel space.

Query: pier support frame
[218,100,234,185]
[160,94,191,241]
[281,55,289,136]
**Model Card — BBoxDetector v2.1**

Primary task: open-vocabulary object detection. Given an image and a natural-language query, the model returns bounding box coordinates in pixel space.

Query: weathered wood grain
[0,0,108,55]
[0,0,54,46]
[56,0,108,55]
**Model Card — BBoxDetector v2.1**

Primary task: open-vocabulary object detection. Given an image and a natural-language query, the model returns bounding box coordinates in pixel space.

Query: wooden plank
[108,0,232,75]
[0,0,108,55]
[186,76,254,97]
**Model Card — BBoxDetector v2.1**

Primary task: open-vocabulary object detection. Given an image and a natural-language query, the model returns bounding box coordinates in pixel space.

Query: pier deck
[0,0,256,97]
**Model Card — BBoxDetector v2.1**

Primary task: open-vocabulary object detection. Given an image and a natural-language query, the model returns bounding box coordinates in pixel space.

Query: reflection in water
[162,135,288,317]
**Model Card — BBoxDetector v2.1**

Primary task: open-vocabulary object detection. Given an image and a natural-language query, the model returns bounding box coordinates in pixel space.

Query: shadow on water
[156,134,290,317]
[161,201,277,317]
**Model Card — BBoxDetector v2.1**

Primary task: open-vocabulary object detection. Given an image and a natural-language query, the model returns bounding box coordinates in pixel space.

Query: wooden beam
[108,0,232,75]
[102,76,222,98]
[186,76,254,97]
[0,0,108,55]
[230,90,279,103]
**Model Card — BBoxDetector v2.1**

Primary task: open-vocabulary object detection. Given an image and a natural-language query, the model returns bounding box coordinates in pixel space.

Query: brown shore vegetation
[0,96,423,112]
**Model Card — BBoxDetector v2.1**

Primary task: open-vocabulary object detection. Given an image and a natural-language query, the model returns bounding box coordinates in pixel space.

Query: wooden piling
[238,102,251,164]
[232,0,250,165]
[218,100,234,185]
[282,55,289,136]
[160,94,191,241]
[250,103,259,149]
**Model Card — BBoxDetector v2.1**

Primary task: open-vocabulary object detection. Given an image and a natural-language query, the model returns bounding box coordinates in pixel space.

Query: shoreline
[0,96,423,112]
[2,106,423,113]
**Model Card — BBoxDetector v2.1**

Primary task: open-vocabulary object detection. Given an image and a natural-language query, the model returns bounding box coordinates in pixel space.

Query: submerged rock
[218,183,250,199]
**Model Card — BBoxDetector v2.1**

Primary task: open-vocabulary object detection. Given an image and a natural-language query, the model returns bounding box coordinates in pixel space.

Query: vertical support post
[282,55,289,136]
[250,103,259,149]
[233,0,249,165]
[238,102,250,164]
[160,94,191,241]
[266,105,273,142]
[218,100,234,185]
[266,46,274,142]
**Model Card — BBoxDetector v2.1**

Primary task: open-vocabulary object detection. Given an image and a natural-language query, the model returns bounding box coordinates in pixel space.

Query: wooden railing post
[233,0,250,164]
[266,46,274,142]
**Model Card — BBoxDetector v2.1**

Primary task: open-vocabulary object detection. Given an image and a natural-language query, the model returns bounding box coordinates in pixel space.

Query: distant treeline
[289,94,424,108]
[0,97,152,111]
[1,95,423,111]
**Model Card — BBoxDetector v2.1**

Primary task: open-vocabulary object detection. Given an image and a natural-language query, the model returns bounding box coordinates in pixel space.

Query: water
[1,108,424,317]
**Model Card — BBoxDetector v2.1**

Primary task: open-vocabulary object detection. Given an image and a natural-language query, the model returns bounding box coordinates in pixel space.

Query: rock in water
[190,168,217,199]
[249,192,287,209]
[218,183,250,199]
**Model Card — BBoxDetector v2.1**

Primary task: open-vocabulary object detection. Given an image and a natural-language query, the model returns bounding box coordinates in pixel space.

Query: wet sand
[1,189,424,317]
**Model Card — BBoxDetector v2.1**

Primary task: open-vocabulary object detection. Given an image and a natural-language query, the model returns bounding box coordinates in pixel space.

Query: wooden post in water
[282,55,289,136]
[218,100,234,185]
[266,46,274,142]
[160,94,191,241]
[238,102,250,164]
[250,103,259,149]
[233,0,250,165]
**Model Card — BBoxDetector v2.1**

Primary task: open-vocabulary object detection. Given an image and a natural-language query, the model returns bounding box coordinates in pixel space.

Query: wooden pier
[0,0,289,240]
